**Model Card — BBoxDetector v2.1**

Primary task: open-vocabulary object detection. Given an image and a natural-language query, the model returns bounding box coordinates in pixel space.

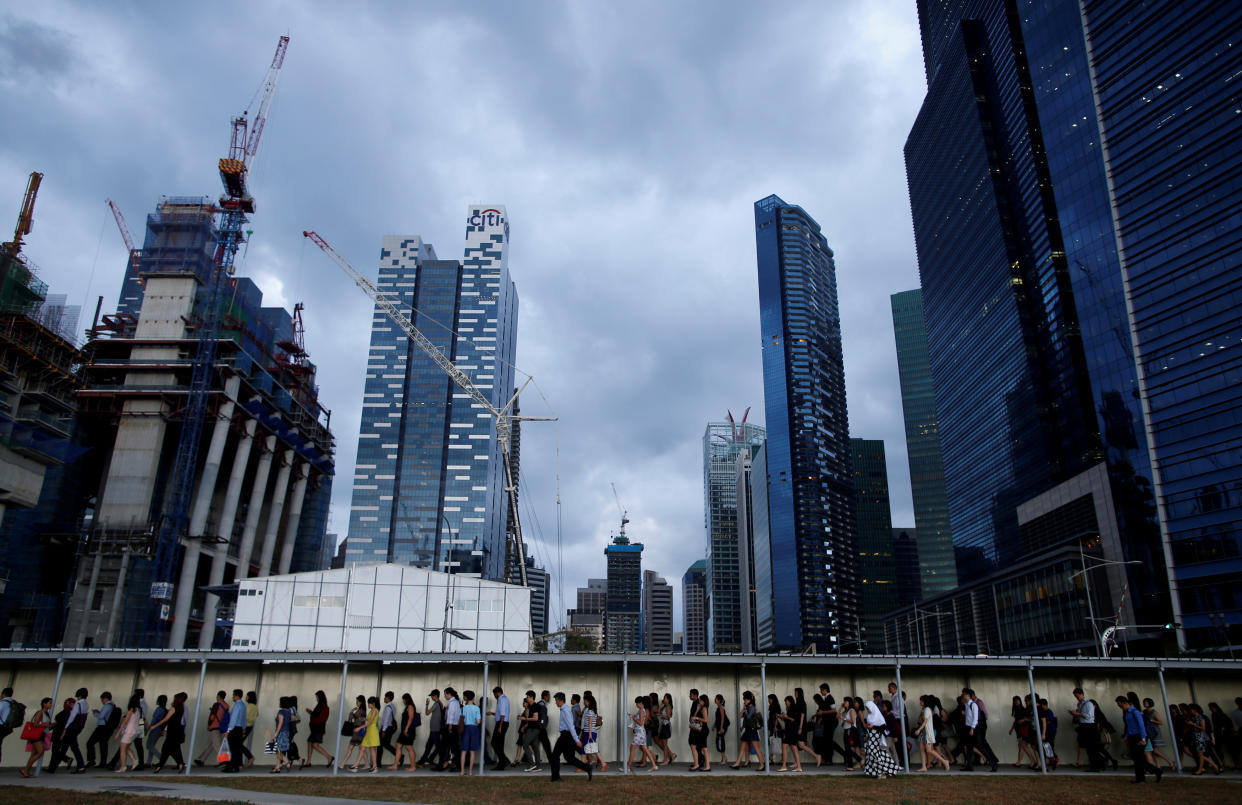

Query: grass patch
[0,787,250,805]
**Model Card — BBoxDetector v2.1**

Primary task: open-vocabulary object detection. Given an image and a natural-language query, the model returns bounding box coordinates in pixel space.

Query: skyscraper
[682,560,707,653]
[347,206,518,582]
[604,535,643,652]
[568,578,606,649]
[901,0,1242,652]
[642,570,674,653]
[702,413,765,652]
[890,289,955,598]
[734,441,763,652]
[851,439,897,652]
[755,194,859,651]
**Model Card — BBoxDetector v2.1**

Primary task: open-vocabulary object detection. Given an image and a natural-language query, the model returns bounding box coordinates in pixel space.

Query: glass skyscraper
[890,289,956,598]
[346,206,518,582]
[702,414,764,652]
[851,439,897,652]
[755,194,859,651]
[906,0,1242,651]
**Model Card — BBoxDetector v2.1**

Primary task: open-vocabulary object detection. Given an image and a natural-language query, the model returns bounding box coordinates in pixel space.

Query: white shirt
[965,699,980,729]
[922,706,935,740]
[864,701,885,728]
[495,695,509,722]
[1077,698,1095,725]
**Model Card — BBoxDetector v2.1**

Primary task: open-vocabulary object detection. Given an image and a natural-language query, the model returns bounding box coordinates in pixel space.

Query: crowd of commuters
[2,682,1239,784]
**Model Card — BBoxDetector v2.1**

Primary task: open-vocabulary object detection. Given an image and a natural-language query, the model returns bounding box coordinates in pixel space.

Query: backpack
[1,699,24,734]
[413,710,422,728]
[207,701,224,731]
[105,704,123,731]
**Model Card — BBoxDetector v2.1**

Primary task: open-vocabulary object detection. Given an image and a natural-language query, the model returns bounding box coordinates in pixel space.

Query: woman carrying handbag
[19,698,53,778]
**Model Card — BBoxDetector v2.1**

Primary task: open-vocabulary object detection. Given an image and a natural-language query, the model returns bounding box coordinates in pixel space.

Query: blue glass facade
[851,438,897,651]
[346,207,518,581]
[890,288,957,597]
[755,194,858,651]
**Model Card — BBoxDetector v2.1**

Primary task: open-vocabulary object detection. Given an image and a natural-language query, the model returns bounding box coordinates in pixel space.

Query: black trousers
[49,727,84,771]
[158,731,185,769]
[549,730,589,780]
[961,728,979,768]
[1077,723,1105,770]
[225,727,245,771]
[539,726,553,764]
[491,720,509,768]
[86,724,111,764]
[1127,736,1159,782]
[975,723,998,766]
[377,725,397,766]
[419,730,441,766]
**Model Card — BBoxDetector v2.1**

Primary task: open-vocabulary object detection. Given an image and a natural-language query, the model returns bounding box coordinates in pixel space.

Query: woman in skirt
[862,698,900,778]
[581,694,609,772]
[628,696,660,771]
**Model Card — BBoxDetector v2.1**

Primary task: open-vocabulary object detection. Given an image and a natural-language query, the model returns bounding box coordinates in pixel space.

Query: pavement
[4,760,1237,802]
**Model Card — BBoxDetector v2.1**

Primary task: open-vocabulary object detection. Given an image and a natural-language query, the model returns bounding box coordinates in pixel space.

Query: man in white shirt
[488,686,510,771]
[1068,688,1104,772]
[887,682,907,767]
[378,691,397,768]
[548,692,592,782]
[436,688,461,772]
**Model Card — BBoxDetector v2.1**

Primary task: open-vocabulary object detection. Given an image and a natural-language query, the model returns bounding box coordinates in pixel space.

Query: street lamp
[1070,548,1141,657]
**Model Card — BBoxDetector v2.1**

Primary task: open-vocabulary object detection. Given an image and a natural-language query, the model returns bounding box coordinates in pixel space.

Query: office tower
[64,197,334,649]
[890,289,955,598]
[899,0,1242,653]
[568,578,606,649]
[604,536,643,652]
[851,439,897,651]
[892,528,921,608]
[734,442,763,651]
[642,570,674,652]
[749,442,777,650]
[754,194,859,651]
[703,412,765,652]
[347,206,518,582]
[682,560,707,653]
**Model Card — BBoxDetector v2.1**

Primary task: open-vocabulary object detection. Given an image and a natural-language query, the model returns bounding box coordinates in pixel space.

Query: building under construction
[0,172,87,647]
[63,196,335,649]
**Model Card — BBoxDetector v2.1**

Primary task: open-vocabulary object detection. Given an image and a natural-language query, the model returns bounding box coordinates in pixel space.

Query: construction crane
[145,35,290,646]
[105,198,141,276]
[302,230,553,587]
[1,171,43,262]
[611,482,630,542]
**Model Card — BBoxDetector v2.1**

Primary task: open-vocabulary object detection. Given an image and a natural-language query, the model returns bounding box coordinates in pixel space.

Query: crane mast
[2,171,42,261]
[303,230,553,587]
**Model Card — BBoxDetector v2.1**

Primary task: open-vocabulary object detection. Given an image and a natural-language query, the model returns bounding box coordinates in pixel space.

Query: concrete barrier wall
[1,652,1237,770]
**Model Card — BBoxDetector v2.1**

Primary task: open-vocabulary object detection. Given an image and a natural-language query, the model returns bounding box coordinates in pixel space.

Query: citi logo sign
[469,208,505,228]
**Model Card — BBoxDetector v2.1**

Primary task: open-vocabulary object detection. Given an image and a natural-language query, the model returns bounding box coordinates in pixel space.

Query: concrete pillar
[78,552,102,648]
[277,465,310,576]
[256,450,294,577]
[104,551,131,647]
[235,434,277,579]
[198,416,257,650]
[171,382,240,650]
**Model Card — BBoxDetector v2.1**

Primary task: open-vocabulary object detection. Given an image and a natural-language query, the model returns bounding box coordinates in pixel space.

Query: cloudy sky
[1,1,927,633]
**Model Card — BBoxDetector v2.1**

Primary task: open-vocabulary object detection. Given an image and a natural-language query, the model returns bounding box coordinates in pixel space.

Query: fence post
[620,657,629,773]
[1156,664,1181,774]
[895,658,910,773]
[480,657,489,776]
[332,660,350,776]
[1026,662,1045,774]
[760,658,769,773]
[185,657,209,776]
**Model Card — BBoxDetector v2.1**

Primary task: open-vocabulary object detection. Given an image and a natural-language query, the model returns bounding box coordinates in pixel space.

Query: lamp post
[440,512,457,652]
[1070,550,1140,657]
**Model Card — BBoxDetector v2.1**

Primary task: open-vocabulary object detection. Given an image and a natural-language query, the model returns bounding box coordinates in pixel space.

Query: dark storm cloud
[0,0,925,634]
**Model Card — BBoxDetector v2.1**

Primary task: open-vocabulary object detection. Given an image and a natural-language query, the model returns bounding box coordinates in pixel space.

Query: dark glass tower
[906,0,1242,651]
[755,194,858,651]
[890,289,956,597]
[850,439,898,652]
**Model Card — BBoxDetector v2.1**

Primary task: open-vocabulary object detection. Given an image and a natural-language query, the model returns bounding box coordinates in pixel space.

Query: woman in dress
[777,695,803,772]
[391,693,418,771]
[628,696,659,771]
[113,693,142,772]
[1009,694,1039,769]
[1141,697,1174,770]
[731,690,764,769]
[791,688,821,767]
[862,696,901,778]
[272,696,293,773]
[145,695,168,769]
[304,690,332,767]
[840,697,858,770]
[657,693,676,765]
[19,698,53,778]
[914,695,950,771]
[580,693,608,772]
[1186,703,1221,774]
[353,696,380,773]
[338,695,367,770]
[713,694,731,765]
[153,692,188,773]
[766,693,783,764]
[690,694,712,771]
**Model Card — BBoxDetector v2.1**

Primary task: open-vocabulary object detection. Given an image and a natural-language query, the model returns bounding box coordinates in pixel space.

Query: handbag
[20,721,45,742]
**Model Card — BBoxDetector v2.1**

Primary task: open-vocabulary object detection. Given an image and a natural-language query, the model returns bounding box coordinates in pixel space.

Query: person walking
[887,683,908,768]
[777,695,803,772]
[152,692,188,773]
[352,696,380,773]
[580,693,608,772]
[220,689,247,773]
[1141,698,1173,770]
[548,692,592,782]
[961,691,982,771]
[304,690,332,767]
[967,690,999,772]
[437,687,462,772]
[627,695,659,772]
[417,689,443,769]
[488,686,510,770]
[377,691,397,770]
[915,695,950,771]
[113,693,143,772]
[690,692,712,771]
[391,693,418,771]
[0,687,17,766]
[817,683,847,766]
[85,691,117,768]
[535,691,554,771]
[791,688,821,767]
[862,696,901,778]
[515,692,539,770]
[194,691,229,768]
[459,690,481,776]
[1187,703,1222,774]
[1068,688,1105,772]
[1037,698,1059,770]
[713,694,731,766]
[145,695,168,768]
[241,691,258,769]
[1116,696,1161,783]
[49,687,88,774]
[45,698,74,774]
[271,697,293,773]
[19,698,53,778]
[654,693,675,765]
[731,690,764,769]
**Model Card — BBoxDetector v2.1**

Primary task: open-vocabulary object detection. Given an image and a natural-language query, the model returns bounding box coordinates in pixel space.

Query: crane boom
[219,35,290,211]
[303,230,555,587]
[3,171,42,258]
[106,198,141,275]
